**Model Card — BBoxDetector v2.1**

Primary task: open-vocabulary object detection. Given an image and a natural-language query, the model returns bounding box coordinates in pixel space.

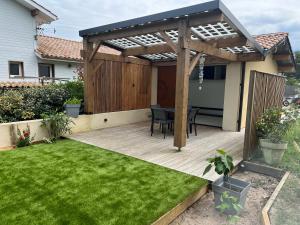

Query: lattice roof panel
[130,34,165,46]
[106,38,140,49]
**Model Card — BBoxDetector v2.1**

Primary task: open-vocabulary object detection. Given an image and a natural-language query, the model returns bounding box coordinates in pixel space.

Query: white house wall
[38,59,78,80]
[0,0,38,81]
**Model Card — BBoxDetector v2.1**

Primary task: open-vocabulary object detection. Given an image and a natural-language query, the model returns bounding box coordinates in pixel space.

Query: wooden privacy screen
[243,70,285,159]
[84,56,152,114]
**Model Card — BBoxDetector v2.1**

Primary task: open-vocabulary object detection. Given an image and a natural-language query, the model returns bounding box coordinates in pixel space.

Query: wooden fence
[243,70,286,159]
[84,53,152,114]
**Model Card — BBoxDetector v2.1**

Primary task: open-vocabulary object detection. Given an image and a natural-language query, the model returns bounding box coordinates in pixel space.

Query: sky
[40,0,300,51]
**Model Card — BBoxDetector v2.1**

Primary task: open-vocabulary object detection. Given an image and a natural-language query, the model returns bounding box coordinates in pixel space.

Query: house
[79,0,295,156]
[0,0,91,86]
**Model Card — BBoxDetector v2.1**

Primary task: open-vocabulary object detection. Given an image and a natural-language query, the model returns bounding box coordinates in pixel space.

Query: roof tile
[36,35,120,61]
[254,32,288,50]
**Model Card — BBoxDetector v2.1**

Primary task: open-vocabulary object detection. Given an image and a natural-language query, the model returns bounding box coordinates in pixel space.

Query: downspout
[237,61,246,131]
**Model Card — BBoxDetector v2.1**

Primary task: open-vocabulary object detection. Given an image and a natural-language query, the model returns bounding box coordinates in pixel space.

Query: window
[9,61,24,78]
[190,65,227,80]
[38,63,55,78]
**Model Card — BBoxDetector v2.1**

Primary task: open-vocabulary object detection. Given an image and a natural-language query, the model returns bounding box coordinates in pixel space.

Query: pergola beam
[157,31,177,52]
[89,41,102,62]
[122,44,174,57]
[189,40,237,61]
[205,36,248,48]
[88,12,224,43]
[189,53,202,74]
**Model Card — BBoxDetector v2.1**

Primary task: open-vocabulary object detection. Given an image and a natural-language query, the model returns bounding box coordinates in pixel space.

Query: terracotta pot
[259,139,288,166]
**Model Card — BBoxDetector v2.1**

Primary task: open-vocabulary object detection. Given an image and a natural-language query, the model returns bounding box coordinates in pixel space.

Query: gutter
[35,51,83,64]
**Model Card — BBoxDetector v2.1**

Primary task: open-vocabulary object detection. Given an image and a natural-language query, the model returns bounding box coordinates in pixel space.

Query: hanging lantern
[198,54,206,91]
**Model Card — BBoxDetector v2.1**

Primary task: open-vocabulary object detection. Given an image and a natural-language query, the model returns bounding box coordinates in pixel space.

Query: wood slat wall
[243,70,285,159]
[85,57,152,114]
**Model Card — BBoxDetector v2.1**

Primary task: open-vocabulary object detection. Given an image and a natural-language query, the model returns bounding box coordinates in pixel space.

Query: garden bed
[171,170,280,225]
[0,139,207,225]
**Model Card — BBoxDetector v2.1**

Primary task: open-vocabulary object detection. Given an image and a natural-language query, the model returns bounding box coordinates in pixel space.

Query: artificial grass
[0,139,207,225]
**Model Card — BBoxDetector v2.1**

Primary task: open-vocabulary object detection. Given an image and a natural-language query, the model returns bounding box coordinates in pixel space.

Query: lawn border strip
[151,185,208,225]
[293,141,300,153]
[261,171,290,225]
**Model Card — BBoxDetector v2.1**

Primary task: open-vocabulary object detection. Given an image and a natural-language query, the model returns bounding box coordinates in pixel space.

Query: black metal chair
[187,108,199,138]
[151,108,173,139]
[150,104,161,108]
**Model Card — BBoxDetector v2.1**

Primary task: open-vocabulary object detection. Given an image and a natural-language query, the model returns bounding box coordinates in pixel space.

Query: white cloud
[40,0,300,50]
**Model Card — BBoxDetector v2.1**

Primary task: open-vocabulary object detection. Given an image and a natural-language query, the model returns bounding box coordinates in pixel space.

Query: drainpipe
[237,62,246,131]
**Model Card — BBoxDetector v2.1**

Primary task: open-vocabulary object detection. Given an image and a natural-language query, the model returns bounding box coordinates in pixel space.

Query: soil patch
[171,171,279,225]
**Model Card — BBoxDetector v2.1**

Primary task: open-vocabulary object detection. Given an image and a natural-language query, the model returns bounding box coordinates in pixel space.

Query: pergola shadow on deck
[70,122,244,181]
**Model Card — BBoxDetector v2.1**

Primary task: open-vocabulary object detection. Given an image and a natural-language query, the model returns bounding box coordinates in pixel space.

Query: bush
[22,85,69,118]
[65,97,81,104]
[0,80,84,123]
[0,91,35,123]
[16,124,35,148]
[256,106,300,143]
[41,112,74,142]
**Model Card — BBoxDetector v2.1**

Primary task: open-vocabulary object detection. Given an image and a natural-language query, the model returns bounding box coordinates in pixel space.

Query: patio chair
[187,108,199,138]
[150,104,161,108]
[151,108,173,139]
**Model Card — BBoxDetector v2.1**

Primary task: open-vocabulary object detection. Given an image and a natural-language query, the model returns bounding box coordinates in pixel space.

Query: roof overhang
[15,0,57,24]
[79,0,265,63]
[273,37,296,73]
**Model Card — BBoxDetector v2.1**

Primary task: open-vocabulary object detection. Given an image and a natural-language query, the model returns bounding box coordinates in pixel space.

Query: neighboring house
[35,35,120,80]
[0,0,105,85]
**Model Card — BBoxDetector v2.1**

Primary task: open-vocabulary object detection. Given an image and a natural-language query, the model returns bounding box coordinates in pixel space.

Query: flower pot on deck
[259,139,288,166]
[212,177,251,215]
[65,104,80,118]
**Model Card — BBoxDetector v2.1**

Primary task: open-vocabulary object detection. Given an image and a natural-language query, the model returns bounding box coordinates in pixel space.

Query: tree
[295,51,300,64]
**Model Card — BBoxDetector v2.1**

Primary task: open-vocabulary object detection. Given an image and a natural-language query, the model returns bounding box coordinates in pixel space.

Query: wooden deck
[70,122,244,181]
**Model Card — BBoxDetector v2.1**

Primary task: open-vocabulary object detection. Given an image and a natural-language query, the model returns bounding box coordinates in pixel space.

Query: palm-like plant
[203,149,234,180]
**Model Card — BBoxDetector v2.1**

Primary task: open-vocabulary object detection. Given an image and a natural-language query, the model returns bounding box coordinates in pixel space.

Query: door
[157,66,176,107]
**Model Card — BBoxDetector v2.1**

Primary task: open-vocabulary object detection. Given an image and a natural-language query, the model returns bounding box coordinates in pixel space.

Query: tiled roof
[36,32,289,62]
[36,35,121,62]
[254,32,288,50]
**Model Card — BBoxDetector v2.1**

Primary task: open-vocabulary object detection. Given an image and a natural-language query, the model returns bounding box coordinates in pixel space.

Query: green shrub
[56,80,84,101]
[41,112,74,142]
[0,81,84,123]
[65,97,81,104]
[0,91,35,123]
[256,106,300,143]
[22,85,69,118]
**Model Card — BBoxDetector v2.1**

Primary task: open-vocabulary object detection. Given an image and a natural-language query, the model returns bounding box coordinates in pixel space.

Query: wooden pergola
[79,0,267,150]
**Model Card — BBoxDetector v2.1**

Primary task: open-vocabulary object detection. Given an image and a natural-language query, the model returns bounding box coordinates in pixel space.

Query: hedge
[0,81,84,123]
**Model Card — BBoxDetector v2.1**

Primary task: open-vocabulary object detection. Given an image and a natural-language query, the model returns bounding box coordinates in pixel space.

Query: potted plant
[256,107,298,166]
[64,98,81,118]
[203,149,250,215]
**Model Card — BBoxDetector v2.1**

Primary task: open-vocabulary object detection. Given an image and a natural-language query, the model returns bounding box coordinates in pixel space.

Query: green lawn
[0,139,207,225]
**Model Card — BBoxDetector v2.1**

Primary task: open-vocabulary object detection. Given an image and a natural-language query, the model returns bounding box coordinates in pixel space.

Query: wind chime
[198,54,206,91]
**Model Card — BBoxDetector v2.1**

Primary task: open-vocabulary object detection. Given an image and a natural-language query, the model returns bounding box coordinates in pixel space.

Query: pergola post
[83,38,94,113]
[174,19,191,150]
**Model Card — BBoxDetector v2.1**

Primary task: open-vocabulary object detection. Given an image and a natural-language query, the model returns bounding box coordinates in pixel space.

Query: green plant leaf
[203,164,212,175]
[217,149,226,155]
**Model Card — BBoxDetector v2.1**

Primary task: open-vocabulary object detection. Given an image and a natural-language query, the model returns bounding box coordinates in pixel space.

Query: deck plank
[70,122,244,181]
